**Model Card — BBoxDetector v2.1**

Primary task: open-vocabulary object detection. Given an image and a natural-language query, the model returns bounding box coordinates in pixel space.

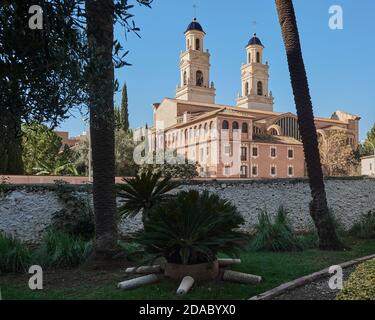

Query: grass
[1,236,374,300]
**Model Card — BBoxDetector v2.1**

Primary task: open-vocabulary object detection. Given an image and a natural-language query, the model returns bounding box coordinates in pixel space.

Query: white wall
[361,157,375,176]
[1,178,375,243]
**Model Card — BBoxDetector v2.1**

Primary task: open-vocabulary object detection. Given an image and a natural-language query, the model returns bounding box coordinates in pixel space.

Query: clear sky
[58,0,375,141]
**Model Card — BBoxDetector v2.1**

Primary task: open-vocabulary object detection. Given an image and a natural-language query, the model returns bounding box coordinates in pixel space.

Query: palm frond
[133,190,249,265]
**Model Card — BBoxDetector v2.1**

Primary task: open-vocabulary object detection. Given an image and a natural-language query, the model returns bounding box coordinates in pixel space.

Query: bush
[117,170,180,222]
[251,207,311,252]
[0,233,31,273]
[337,258,375,300]
[350,211,375,239]
[33,229,92,269]
[134,190,249,265]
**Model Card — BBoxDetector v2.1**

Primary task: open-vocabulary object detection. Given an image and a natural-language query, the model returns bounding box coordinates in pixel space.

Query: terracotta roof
[319,125,347,131]
[253,134,302,145]
[361,155,375,160]
[159,98,352,125]
[314,117,347,125]
[165,107,255,131]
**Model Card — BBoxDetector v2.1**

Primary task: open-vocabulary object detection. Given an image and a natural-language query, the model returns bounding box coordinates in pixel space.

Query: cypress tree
[120,82,129,131]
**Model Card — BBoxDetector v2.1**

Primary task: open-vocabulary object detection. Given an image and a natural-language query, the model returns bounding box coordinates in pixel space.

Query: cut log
[222,270,262,284]
[125,265,162,274]
[118,274,161,290]
[218,258,241,267]
[176,276,195,295]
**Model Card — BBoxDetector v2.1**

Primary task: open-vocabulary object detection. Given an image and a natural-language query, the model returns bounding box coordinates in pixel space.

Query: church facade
[147,19,360,179]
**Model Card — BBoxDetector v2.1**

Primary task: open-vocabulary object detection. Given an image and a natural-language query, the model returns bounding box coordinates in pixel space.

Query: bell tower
[176,18,216,104]
[236,33,274,112]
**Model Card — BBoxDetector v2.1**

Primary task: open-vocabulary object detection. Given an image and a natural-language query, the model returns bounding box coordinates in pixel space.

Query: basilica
[147,18,360,179]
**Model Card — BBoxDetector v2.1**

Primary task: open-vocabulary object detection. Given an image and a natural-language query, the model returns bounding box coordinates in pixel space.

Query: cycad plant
[134,190,249,265]
[251,207,305,252]
[117,170,180,223]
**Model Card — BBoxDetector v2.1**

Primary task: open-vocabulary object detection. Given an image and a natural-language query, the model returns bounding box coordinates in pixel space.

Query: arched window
[242,123,248,133]
[232,121,239,131]
[183,71,187,86]
[256,52,260,63]
[196,70,204,87]
[222,120,229,130]
[209,121,214,138]
[257,81,263,96]
[195,38,200,51]
[248,52,251,63]
[270,128,279,136]
[276,116,301,140]
[245,82,249,96]
[253,126,262,135]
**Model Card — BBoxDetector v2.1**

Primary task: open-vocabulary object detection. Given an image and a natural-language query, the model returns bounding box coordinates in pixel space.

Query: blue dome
[247,33,264,47]
[185,18,205,33]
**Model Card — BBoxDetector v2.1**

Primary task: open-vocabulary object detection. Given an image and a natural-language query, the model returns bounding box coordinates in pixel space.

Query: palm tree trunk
[85,0,122,267]
[274,0,343,250]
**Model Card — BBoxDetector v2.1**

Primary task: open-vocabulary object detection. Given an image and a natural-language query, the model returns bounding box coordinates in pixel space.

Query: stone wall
[1,178,374,243]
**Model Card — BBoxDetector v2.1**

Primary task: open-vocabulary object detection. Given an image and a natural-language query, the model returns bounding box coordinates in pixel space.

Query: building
[147,18,360,179]
[361,155,375,176]
[55,131,88,148]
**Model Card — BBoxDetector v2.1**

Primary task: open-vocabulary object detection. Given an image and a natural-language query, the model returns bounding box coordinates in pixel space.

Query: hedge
[337,259,375,300]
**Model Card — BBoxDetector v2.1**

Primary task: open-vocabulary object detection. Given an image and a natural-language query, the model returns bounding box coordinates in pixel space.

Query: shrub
[0,233,31,273]
[349,210,375,239]
[117,170,180,222]
[134,190,249,265]
[251,207,309,252]
[337,258,375,300]
[33,229,92,269]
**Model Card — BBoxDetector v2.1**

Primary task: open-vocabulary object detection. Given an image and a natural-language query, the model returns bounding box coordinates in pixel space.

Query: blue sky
[58,0,375,140]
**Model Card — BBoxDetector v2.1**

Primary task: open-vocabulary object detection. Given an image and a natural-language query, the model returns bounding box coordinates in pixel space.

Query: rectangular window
[224,145,231,155]
[224,166,231,176]
[270,165,277,177]
[288,148,294,159]
[252,166,258,176]
[252,146,258,157]
[241,147,247,161]
[240,166,248,178]
[288,166,294,177]
[270,147,277,158]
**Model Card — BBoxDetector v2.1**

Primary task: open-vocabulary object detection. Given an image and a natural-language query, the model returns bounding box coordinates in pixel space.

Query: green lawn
[1,237,374,300]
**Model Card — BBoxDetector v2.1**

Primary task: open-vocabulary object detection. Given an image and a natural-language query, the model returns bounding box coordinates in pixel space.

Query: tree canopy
[0,0,87,174]
[319,130,359,176]
[361,123,375,156]
[22,122,77,176]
